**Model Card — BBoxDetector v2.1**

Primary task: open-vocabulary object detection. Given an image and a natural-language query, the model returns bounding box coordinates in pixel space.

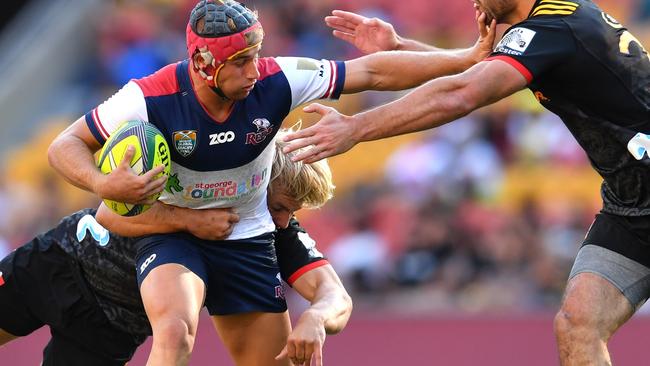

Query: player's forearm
[395,36,443,52]
[354,49,477,92]
[293,266,353,334]
[308,285,353,334]
[48,134,103,193]
[96,202,184,237]
[355,75,474,143]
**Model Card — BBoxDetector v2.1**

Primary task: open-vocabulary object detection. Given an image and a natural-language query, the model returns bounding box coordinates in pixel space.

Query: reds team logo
[246,118,274,145]
[274,273,285,299]
[173,130,197,157]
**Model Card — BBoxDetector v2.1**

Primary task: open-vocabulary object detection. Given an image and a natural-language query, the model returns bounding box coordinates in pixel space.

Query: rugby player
[0,133,349,366]
[285,1,650,365]
[47,1,496,365]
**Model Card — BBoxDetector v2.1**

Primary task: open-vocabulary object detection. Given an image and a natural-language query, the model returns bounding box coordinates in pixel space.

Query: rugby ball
[97,120,171,216]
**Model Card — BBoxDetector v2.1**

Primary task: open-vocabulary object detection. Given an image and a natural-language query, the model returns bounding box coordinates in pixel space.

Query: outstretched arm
[284,59,528,163]
[96,202,239,240]
[341,12,496,93]
[276,264,352,366]
[325,10,442,53]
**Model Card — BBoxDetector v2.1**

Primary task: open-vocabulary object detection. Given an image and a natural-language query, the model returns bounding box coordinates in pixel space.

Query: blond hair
[270,128,335,209]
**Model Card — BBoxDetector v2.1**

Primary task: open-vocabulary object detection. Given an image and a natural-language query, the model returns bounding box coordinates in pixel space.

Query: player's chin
[231,89,252,100]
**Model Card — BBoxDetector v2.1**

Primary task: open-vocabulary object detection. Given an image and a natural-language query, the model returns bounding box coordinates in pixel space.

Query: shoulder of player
[502,14,573,42]
[527,0,582,20]
[132,62,182,97]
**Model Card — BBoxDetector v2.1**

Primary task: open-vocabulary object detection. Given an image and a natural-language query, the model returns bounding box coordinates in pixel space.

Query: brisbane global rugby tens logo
[173,130,197,157]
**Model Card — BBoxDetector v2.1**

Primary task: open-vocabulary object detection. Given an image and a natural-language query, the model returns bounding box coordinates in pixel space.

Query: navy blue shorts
[135,232,287,315]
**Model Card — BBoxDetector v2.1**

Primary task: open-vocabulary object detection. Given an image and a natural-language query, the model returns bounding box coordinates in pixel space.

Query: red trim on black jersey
[134,62,180,97]
[484,55,533,83]
[287,259,329,285]
[257,58,282,81]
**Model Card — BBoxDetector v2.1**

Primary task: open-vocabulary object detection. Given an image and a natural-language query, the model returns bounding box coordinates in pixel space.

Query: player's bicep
[455,60,528,110]
[275,219,328,285]
[57,115,104,152]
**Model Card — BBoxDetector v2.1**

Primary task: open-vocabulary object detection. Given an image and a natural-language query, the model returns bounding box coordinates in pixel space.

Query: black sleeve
[488,18,575,82]
[275,217,328,286]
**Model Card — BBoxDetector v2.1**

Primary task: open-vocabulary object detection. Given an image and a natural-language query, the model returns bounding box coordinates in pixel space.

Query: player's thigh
[562,245,648,333]
[211,311,291,366]
[139,263,205,332]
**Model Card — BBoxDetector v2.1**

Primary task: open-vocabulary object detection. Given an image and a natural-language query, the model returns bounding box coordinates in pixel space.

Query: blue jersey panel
[142,60,292,172]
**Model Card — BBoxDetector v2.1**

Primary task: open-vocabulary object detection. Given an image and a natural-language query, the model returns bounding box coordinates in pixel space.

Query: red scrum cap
[186,0,264,93]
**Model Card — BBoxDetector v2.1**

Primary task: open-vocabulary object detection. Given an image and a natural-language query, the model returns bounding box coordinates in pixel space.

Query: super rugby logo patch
[173,130,197,157]
[495,27,536,56]
[246,118,274,145]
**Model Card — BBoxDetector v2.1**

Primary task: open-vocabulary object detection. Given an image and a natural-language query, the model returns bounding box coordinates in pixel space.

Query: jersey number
[602,12,649,61]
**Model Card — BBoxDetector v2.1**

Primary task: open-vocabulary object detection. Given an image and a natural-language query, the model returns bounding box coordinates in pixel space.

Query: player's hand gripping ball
[97,120,171,216]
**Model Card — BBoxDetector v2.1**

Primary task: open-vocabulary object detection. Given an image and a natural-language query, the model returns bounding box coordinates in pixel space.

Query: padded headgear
[186,0,264,97]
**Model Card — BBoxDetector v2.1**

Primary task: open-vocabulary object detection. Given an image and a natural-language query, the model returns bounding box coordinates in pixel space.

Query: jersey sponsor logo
[76,214,110,247]
[182,168,268,201]
[209,131,236,145]
[173,130,197,157]
[274,272,285,299]
[140,253,157,274]
[296,58,325,77]
[495,28,536,56]
[246,118,274,145]
[627,133,650,160]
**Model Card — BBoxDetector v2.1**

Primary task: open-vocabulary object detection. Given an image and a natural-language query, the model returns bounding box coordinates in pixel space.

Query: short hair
[271,129,335,209]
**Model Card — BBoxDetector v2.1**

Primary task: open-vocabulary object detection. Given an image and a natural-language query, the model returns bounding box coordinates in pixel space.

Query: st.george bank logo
[173,130,197,157]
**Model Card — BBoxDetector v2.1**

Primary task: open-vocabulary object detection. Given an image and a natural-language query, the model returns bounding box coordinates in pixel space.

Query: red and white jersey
[85,57,346,239]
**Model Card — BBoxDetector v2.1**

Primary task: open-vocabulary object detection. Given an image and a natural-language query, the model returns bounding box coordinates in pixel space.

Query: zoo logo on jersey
[495,27,536,56]
[173,130,197,157]
[246,118,274,145]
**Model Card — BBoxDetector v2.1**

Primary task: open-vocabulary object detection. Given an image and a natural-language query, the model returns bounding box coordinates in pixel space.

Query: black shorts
[0,236,142,366]
[582,212,650,268]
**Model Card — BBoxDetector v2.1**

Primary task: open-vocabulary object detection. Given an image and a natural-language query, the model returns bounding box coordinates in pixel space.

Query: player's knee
[153,318,196,354]
[554,301,596,338]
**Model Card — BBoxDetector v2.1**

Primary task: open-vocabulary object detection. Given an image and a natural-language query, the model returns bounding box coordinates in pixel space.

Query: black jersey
[54,210,327,339]
[488,0,650,215]
[54,209,150,338]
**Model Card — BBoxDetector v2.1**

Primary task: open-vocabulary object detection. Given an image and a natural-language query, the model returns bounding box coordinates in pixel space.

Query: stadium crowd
[2,0,650,314]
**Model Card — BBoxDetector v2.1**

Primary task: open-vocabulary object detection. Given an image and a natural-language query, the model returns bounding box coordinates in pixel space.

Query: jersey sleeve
[275,217,329,286]
[273,57,346,110]
[486,19,575,83]
[84,81,149,145]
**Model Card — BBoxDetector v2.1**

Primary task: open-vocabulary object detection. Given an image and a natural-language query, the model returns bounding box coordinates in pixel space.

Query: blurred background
[0,0,649,364]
